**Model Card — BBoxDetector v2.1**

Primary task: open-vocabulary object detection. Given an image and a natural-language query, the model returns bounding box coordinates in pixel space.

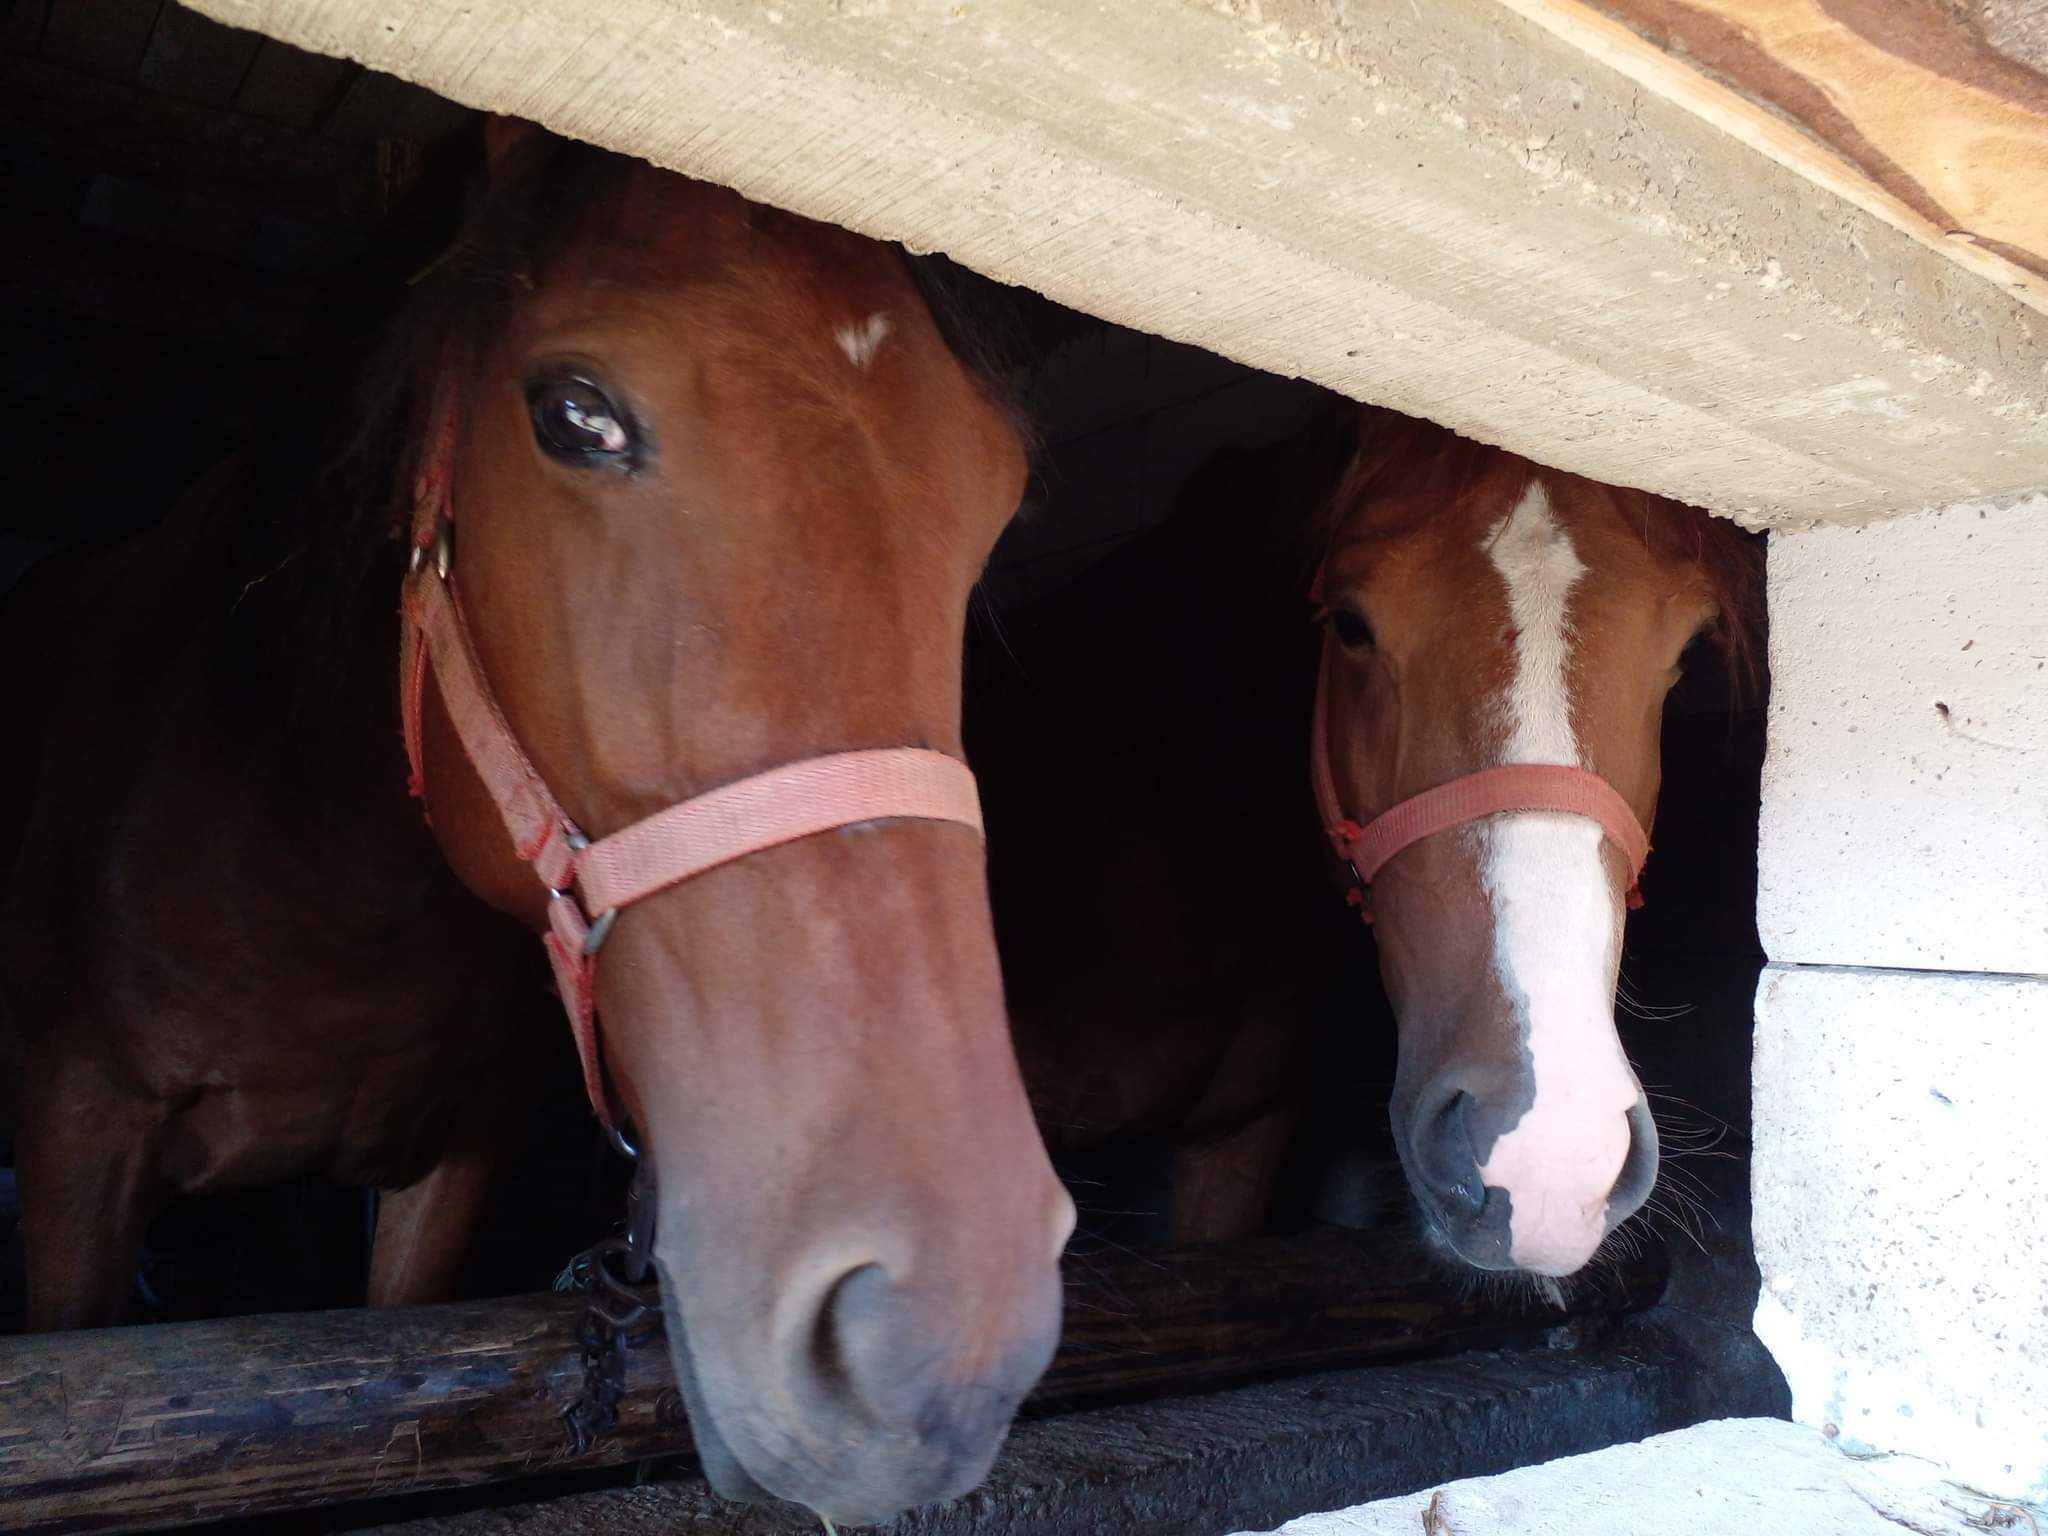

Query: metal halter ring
[407,519,454,581]
[605,1116,640,1161]
[558,829,620,958]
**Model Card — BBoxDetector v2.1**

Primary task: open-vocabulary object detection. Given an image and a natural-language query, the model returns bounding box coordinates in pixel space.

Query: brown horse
[0,122,1071,1525]
[1314,410,1760,1276]
[978,406,1757,1272]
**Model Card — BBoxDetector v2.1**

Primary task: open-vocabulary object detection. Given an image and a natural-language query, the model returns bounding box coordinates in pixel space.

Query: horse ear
[483,115,543,177]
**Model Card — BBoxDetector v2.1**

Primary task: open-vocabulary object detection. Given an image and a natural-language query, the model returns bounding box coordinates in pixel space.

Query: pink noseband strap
[1310,633,1650,922]
[1338,764,1648,890]
[399,400,984,1134]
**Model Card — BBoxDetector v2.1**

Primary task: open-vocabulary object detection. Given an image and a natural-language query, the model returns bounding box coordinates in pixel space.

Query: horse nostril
[1606,1096,1661,1223]
[809,1260,1028,1475]
[1413,1090,1488,1220]
[812,1262,892,1397]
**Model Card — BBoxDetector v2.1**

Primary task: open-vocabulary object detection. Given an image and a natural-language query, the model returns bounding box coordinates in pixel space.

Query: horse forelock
[1314,408,1763,706]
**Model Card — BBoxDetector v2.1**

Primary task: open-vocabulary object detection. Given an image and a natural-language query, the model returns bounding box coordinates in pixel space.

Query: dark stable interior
[0,10,1783,1528]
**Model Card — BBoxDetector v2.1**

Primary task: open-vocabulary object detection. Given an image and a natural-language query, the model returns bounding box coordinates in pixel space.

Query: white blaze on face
[834,311,892,370]
[1475,479,1640,1276]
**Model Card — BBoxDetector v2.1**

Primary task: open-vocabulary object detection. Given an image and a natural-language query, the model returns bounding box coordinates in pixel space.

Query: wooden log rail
[0,1228,1665,1533]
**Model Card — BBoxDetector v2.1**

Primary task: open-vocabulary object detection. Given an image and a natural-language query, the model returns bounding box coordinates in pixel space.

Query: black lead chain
[559,1154,663,1454]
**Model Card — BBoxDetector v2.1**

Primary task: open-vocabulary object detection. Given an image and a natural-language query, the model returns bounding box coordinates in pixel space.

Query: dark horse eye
[526,373,635,465]
[1329,608,1376,651]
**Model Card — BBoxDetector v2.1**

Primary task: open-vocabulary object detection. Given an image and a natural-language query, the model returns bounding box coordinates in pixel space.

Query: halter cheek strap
[1309,631,1650,924]
[400,403,985,1135]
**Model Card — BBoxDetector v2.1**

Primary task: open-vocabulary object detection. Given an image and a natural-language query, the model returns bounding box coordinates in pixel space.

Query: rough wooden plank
[1494,0,2048,289]
[230,35,355,127]
[35,0,161,76]
[0,304,276,426]
[77,168,353,275]
[351,1315,1780,1536]
[2,53,387,228]
[0,0,55,52]
[0,213,323,353]
[317,61,474,144]
[178,0,2048,525]
[135,0,259,103]
[0,1228,1665,1534]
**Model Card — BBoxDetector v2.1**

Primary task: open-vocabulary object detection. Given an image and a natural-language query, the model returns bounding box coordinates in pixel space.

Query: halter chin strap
[398,403,985,1134]
[1309,632,1649,924]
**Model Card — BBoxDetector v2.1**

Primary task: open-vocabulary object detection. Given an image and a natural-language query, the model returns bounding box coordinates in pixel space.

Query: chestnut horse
[1312,410,1758,1277]
[978,406,1756,1272]
[0,123,1071,1524]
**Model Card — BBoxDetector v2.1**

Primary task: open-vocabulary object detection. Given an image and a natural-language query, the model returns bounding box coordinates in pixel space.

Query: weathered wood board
[1494,0,2048,295]
[0,1228,1664,1534]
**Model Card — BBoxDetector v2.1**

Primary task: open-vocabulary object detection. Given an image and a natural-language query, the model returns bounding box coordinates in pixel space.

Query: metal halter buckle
[407,519,454,580]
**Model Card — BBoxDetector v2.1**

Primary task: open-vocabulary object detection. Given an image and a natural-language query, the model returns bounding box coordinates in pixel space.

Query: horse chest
[145,935,539,1194]
[131,844,536,1192]
[52,670,543,1193]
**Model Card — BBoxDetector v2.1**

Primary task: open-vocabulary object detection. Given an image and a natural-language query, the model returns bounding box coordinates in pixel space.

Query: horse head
[406,125,1071,1524]
[1313,409,1758,1279]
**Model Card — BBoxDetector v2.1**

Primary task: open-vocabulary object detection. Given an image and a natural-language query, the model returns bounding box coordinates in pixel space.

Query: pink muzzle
[1308,632,1650,922]
[398,407,985,1136]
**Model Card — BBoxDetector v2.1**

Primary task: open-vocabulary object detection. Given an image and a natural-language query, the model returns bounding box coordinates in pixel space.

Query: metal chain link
[557,1151,662,1453]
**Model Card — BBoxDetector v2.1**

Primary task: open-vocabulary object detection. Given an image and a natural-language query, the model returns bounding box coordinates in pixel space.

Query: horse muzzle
[655,1203,1069,1525]
[1399,1077,1659,1277]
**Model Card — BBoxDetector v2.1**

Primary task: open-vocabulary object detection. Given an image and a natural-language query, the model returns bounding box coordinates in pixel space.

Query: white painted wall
[1755,492,2048,1504]
[1754,967,2048,1497]
[1758,492,2048,975]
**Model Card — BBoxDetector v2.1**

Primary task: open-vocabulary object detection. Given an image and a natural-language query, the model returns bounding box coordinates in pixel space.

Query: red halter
[398,403,985,1136]
[1308,632,1649,924]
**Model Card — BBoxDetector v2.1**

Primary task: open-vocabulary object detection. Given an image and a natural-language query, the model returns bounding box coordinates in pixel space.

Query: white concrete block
[1757,493,2048,975]
[1754,964,2048,1502]
[1230,1418,2029,1535]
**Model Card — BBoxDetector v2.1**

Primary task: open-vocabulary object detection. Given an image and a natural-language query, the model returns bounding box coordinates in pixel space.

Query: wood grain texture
[0,1228,1666,1534]
[33,0,161,77]
[0,0,54,53]
[0,214,322,353]
[0,305,275,430]
[135,0,259,104]
[230,37,356,128]
[179,0,2048,524]
[3,53,387,229]
[1491,0,2048,304]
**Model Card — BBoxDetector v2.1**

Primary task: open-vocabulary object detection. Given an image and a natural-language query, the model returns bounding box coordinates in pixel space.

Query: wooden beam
[1,53,388,229]
[230,38,358,129]
[337,1322,1788,1536]
[1488,0,2048,294]
[0,216,324,354]
[135,0,261,105]
[35,0,162,79]
[0,1228,1665,1534]
[177,0,2048,525]
[0,305,276,428]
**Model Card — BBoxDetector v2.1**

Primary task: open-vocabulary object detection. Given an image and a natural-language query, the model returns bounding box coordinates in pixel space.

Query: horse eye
[1329,608,1376,651]
[526,374,635,465]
